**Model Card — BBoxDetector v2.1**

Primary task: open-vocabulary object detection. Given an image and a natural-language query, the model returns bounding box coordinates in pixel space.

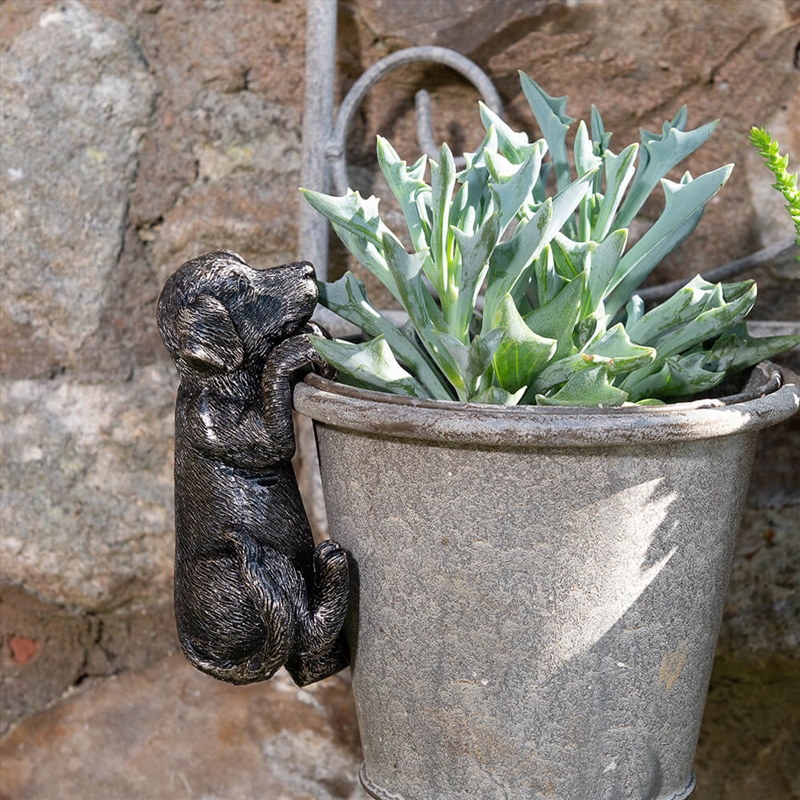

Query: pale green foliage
[301,73,800,406]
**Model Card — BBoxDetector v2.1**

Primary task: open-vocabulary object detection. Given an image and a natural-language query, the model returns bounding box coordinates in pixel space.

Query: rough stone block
[0,585,178,735]
[0,654,363,800]
[0,365,176,610]
[0,0,157,379]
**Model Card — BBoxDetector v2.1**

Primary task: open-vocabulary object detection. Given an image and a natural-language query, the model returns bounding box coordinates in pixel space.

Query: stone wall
[1,1,798,798]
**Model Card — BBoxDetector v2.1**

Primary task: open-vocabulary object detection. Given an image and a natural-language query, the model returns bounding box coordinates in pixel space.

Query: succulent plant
[301,72,799,406]
[749,126,800,256]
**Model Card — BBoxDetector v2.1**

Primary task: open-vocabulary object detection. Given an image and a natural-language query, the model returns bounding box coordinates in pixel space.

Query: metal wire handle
[326,46,503,196]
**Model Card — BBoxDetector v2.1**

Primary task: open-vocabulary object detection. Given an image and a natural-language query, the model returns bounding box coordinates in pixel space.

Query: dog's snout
[290,263,318,300]
[297,262,315,280]
[252,262,316,287]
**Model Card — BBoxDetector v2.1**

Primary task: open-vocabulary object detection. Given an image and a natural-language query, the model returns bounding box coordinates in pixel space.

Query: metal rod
[298,0,338,280]
[415,89,470,169]
[637,236,798,302]
[297,0,340,542]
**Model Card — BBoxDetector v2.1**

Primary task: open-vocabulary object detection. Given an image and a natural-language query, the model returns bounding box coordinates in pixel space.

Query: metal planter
[293,362,800,800]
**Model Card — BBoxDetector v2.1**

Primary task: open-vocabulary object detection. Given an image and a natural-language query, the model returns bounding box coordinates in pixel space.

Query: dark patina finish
[157,250,348,686]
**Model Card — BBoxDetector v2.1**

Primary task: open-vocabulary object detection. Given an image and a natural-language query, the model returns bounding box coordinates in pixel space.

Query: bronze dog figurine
[157,250,349,686]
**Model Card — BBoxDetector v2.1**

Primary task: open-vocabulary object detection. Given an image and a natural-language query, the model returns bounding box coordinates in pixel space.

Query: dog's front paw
[265,334,326,381]
[302,323,337,381]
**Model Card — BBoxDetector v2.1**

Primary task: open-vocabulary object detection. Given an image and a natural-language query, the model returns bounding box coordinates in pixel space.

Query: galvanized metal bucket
[293,362,800,800]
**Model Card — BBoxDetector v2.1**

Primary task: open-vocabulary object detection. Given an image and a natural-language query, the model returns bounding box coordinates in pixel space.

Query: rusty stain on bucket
[659,651,687,690]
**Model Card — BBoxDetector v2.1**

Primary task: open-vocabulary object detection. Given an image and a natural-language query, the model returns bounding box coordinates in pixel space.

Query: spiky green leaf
[519,71,576,192]
[376,136,431,252]
[535,366,629,407]
[604,165,733,317]
[491,294,558,393]
[318,273,452,399]
[310,336,427,397]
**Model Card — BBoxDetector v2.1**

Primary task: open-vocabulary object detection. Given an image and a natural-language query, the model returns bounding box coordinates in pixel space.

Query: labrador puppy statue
[157,250,349,686]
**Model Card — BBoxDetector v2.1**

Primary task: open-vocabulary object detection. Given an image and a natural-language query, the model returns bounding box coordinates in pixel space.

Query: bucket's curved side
[312,423,756,800]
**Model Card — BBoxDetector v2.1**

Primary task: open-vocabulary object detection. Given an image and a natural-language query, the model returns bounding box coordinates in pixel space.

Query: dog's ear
[177,294,244,373]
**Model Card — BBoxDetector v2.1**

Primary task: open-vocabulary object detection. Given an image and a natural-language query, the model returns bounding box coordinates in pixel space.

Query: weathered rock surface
[0,0,157,380]
[145,78,305,280]
[0,654,366,800]
[0,364,176,610]
[721,505,800,658]
[0,585,91,736]
[718,347,800,659]
[0,584,177,735]
[693,654,800,800]
[95,0,309,279]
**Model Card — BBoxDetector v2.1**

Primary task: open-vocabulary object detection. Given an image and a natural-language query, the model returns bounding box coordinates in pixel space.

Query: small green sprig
[749,126,800,255]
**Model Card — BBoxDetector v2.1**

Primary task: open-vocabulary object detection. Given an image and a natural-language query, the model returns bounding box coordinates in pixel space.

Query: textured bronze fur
[157,250,349,686]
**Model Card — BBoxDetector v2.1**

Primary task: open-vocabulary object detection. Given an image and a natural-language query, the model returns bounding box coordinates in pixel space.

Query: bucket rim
[294,361,800,447]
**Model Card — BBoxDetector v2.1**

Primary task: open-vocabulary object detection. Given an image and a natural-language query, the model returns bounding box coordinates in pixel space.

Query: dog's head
[157,251,318,378]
